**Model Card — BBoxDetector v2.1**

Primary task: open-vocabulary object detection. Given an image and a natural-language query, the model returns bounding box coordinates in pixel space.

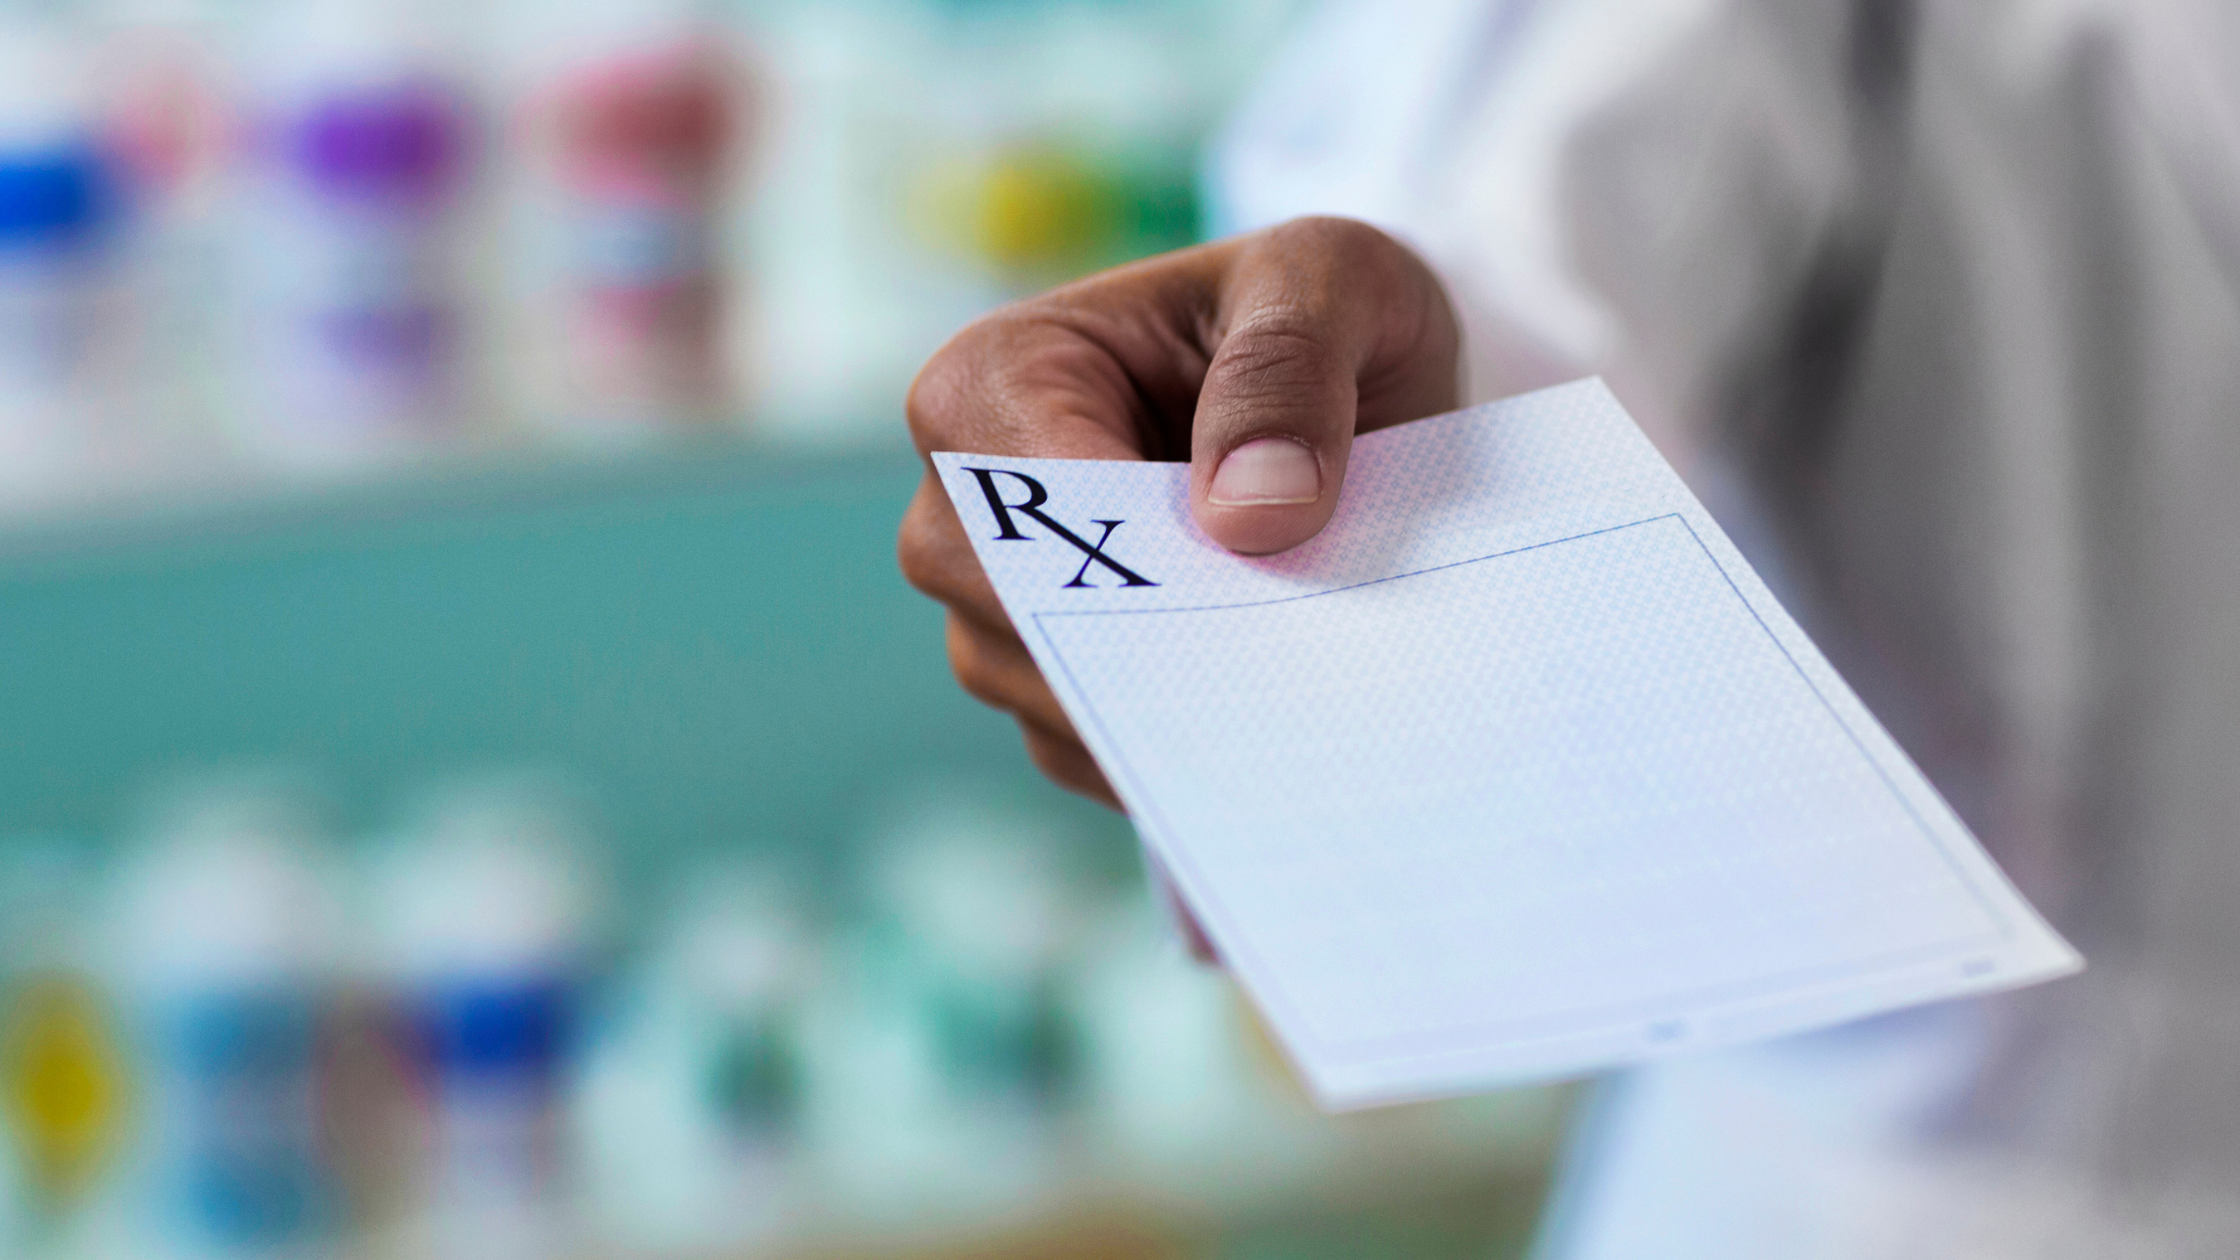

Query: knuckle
[1221,318,1333,366]
[903,358,958,437]
[1021,726,1099,795]
[951,660,1011,714]
[906,308,1055,427]
[896,498,949,597]
[898,486,1006,619]
[947,619,1039,717]
[946,623,1003,702]
[1271,214,1402,270]
[1247,215,1422,327]
[896,537,937,599]
[905,317,1003,440]
[1205,321,1339,407]
[1015,689,1074,740]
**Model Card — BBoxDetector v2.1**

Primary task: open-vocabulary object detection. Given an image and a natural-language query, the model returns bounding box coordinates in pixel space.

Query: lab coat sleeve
[1205,0,1880,465]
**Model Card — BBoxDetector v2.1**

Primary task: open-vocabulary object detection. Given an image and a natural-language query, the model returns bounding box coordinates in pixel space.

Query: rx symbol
[965,467,1158,589]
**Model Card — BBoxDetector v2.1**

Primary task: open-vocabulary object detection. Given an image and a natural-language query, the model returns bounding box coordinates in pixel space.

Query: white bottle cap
[112,777,340,991]
[365,775,599,981]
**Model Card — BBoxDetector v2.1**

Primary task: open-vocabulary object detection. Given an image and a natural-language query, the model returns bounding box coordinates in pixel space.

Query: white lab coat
[1210,1,2240,1253]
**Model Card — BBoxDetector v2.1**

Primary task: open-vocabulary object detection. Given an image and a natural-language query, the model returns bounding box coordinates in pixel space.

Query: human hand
[899,216,1460,808]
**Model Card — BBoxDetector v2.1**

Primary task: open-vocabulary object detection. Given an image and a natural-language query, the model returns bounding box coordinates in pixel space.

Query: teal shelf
[0,445,1128,880]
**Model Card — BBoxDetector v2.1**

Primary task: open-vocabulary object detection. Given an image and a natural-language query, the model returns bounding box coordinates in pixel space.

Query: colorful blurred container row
[0,773,1314,1259]
[1,0,739,484]
[0,0,1288,503]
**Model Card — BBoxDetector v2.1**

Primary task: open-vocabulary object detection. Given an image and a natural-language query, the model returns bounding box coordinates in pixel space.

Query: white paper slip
[932,378,2081,1110]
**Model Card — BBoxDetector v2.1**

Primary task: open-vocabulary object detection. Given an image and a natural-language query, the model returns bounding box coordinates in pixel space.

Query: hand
[899,216,1461,808]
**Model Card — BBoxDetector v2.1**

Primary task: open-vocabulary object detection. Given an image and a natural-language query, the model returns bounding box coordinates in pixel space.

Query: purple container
[245,78,476,452]
[277,81,467,211]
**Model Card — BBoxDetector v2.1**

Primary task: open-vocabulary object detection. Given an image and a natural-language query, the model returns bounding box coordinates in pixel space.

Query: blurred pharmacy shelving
[0,1,1576,1257]
[0,0,1293,500]
[0,447,1574,1260]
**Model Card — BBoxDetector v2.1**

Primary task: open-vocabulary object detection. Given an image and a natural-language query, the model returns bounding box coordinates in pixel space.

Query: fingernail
[1209,437,1320,506]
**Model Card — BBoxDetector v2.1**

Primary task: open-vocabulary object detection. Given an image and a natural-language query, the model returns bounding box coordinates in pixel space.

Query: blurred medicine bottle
[868,801,1087,1131]
[94,0,241,471]
[365,780,601,1260]
[657,865,808,1178]
[0,16,123,501]
[0,841,129,1255]
[576,861,809,1243]
[522,0,744,435]
[110,783,343,1259]
[235,0,475,468]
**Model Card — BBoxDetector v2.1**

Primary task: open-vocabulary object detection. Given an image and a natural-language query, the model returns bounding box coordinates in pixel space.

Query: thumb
[1189,218,1458,555]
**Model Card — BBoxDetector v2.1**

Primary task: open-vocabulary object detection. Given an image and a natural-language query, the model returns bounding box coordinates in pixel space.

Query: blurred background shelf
[0,438,999,865]
[0,434,885,559]
[1,439,1573,1260]
[0,1,1574,1256]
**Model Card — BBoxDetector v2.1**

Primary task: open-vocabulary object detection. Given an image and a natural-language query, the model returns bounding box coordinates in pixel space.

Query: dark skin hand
[899,215,1461,808]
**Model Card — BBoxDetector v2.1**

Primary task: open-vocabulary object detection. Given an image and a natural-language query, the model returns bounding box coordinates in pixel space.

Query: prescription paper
[933,378,2081,1109]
